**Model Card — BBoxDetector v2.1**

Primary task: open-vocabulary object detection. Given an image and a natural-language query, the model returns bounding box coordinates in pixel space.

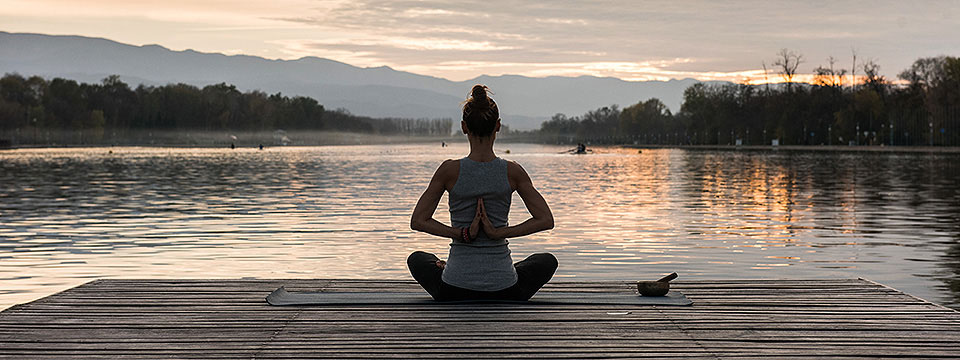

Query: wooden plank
[1,279,958,359]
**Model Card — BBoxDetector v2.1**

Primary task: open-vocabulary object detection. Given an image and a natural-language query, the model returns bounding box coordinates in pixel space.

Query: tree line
[0,75,452,144]
[3,53,957,147]
[538,53,960,147]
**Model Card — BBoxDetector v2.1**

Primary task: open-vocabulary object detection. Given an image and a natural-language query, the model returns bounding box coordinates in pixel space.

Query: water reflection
[0,145,958,309]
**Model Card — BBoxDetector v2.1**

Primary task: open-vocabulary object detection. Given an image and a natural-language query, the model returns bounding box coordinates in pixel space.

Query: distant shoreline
[0,130,463,149]
[622,144,960,154]
[5,139,960,154]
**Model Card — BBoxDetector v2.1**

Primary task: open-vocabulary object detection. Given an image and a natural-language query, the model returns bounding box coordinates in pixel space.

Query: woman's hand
[453,202,481,244]
[478,198,503,239]
[465,199,481,242]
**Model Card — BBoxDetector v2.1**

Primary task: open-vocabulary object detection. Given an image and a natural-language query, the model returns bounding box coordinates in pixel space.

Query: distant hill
[0,31,718,130]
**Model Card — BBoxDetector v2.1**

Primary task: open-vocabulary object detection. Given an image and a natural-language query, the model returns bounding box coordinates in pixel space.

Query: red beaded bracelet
[461,227,470,243]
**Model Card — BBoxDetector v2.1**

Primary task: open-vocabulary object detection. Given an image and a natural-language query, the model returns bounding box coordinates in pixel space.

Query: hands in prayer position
[478,198,503,240]
[459,197,503,244]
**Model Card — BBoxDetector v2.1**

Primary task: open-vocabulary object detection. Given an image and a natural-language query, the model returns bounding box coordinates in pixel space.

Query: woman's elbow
[542,217,554,231]
[410,218,421,231]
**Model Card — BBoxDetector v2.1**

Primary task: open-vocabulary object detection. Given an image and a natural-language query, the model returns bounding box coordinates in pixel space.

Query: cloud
[328,37,515,52]
[263,0,959,80]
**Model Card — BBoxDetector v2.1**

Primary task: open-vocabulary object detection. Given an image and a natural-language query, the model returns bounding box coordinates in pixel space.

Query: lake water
[1,144,959,310]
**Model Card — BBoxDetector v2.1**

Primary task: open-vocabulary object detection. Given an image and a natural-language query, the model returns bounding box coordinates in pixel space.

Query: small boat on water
[561,143,590,155]
[559,148,592,155]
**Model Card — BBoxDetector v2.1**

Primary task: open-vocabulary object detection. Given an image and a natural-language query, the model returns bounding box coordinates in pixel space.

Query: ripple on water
[0,144,958,310]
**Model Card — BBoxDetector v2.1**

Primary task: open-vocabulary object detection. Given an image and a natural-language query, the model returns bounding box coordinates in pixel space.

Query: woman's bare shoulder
[505,160,527,175]
[504,160,531,189]
[434,159,460,182]
[438,158,459,171]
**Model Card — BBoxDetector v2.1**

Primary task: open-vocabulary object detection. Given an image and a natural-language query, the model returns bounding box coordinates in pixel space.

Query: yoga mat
[266,287,692,306]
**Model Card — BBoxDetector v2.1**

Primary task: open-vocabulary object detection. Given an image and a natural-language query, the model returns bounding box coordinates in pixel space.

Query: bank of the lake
[621,144,960,153]
[0,130,462,149]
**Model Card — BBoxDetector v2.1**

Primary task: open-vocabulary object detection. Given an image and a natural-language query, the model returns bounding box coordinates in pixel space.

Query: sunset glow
[1,0,958,82]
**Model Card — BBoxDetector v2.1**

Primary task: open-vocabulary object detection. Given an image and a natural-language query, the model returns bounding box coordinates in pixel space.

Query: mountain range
[0,31,715,130]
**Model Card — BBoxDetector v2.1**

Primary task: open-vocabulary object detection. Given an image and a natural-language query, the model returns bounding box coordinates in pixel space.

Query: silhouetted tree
[774,48,804,92]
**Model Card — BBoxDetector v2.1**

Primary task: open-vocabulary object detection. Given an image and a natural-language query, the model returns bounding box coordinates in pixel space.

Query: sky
[2,0,959,83]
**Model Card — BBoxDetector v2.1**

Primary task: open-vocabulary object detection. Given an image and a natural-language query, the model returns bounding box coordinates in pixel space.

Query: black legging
[407,251,558,301]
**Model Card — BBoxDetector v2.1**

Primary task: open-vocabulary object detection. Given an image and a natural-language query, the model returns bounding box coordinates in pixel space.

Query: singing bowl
[636,281,670,297]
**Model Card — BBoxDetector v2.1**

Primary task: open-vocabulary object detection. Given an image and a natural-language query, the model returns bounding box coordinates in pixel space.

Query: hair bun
[471,84,490,109]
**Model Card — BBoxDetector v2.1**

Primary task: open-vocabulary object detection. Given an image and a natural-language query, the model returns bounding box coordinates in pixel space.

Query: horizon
[2,1,958,84]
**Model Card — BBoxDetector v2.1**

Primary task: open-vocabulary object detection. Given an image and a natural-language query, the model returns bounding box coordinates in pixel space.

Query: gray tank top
[441,157,518,291]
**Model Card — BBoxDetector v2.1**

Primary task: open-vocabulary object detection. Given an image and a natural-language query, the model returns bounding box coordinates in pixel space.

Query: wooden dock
[1,278,959,359]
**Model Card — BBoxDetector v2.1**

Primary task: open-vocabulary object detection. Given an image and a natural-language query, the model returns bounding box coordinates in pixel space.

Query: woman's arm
[410,160,480,241]
[480,162,554,239]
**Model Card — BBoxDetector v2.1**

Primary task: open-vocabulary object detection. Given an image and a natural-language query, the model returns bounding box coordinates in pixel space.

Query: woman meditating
[408,85,557,301]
